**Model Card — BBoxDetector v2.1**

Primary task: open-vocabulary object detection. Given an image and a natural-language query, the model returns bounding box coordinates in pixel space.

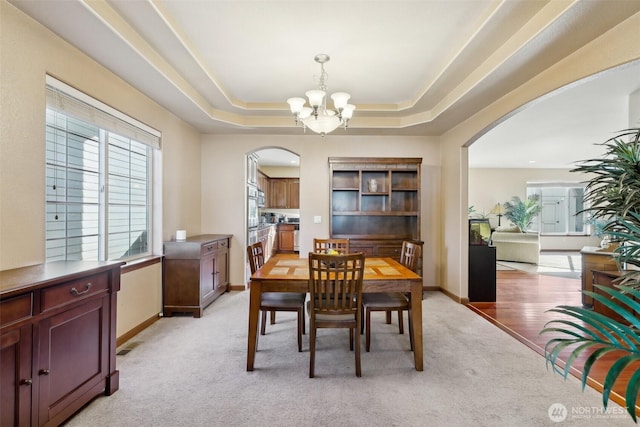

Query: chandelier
[287,54,355,136]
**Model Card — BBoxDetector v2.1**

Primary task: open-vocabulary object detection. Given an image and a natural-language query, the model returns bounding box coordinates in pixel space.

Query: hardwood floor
[467,269,640,416]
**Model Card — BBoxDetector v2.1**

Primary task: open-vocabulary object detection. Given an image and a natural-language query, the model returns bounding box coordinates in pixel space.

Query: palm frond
[541,284,640,421]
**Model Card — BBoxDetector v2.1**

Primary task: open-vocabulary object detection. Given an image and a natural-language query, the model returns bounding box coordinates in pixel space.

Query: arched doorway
[245,147,300,285]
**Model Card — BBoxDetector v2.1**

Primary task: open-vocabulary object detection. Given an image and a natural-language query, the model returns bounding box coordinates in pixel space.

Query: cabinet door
[270,180,288,208]
[1,324,33,427]
[200,252,216,301]
[279,230,295,251]
[216,246,229,289]
[288,179,300,209]
[38,298,108,426]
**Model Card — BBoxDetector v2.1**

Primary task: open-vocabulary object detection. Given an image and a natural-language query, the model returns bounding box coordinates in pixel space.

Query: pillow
[496,225,521,233]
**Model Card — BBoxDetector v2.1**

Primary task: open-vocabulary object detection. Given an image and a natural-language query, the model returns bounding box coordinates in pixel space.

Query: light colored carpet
[64,291,633,426]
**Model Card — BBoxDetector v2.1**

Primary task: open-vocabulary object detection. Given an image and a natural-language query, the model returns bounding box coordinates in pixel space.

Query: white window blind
[45,75,160,149]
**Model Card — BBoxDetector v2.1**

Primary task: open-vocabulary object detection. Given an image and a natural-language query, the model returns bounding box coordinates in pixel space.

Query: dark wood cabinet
[469,245,497,302]
[592,270,635,324]
[0,261,122,427]
[163,234,232,317]
[329,157,421,257]
[580,246,618,307]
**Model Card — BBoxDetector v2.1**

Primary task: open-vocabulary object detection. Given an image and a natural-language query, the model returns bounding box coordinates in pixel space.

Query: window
[526,183,587,235]
[45,77,160,262]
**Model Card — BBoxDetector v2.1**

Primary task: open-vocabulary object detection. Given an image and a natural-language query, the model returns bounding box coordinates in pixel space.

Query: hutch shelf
[329,157,422,260]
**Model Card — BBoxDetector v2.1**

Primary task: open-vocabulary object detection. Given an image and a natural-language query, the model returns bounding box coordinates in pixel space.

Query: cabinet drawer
[0,293,33,327]
[378,245,402,258]
[218,239,228,250]
[41,273,109,312]
[201,241,218,255]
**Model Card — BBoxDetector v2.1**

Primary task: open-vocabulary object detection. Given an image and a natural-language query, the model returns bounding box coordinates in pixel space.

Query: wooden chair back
[313,238,350,255]
[400,241,422,273]
[247,241,265,274]
[308,252,364,319]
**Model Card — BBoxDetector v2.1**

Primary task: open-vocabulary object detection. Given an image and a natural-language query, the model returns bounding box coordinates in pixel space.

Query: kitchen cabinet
[257,170,269,194]
[329,157,421,257]
[288,179,300,209]
[269,178,299,209]
[277,224,296,252]
[0,261,122,427]
[163,234,232,317]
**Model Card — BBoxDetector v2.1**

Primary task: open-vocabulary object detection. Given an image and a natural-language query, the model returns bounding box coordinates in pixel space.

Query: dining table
[247,253,424,371]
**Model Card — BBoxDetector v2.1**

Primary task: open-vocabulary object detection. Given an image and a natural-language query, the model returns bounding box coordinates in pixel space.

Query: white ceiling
[9,0,640,167]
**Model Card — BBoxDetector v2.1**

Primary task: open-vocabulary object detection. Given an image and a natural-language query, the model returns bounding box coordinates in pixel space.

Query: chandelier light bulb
[342,104,356,120]
[286,97,305,114]
[331,92,350,110]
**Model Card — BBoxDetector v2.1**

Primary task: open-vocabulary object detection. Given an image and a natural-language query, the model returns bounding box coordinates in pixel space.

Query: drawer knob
[21,379,32,386]
[70,283,92,296]
[39,369,50,375]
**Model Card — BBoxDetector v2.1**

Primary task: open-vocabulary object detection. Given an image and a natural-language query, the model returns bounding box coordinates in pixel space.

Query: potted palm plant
[502,195,542,232]
[541,128,640,421]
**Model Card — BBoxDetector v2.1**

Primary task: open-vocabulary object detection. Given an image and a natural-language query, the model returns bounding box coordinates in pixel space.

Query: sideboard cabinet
[580,246,619,307]
[329,157,422,259]
[163,234,232,317]
[0,261,122,427]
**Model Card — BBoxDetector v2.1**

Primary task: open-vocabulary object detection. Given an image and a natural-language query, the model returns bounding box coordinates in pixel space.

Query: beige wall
[201,134,442,288]
[1,3,201,337]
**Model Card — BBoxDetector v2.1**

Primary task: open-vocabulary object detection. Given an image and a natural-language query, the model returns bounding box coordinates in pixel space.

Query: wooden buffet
[163,234,231,317]
[0,261,122,427]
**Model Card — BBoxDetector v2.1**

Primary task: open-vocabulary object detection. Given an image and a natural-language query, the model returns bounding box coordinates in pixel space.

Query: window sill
[121,255,163,274]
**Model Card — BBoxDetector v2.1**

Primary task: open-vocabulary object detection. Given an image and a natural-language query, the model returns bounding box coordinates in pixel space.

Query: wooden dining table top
[250,253,421,282]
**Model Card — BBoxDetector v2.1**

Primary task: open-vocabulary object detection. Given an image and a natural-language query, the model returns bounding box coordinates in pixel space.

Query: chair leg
[260,310,267,335]
[302,307,306,335]
[366,308,372,352]
[349,328,354,351]
[297,308,303,352]
[270,310,276,325]
[385,311,392,324]
[355,326,362,377]
[398,309,404,334]
[408,308,414,352]
[309,325,316,378]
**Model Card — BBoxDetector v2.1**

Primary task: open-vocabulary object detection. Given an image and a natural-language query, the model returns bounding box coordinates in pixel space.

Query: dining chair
[247,242,306,352]
[313,238,350,254]
[308,251,365,378]
[361,241,422,352]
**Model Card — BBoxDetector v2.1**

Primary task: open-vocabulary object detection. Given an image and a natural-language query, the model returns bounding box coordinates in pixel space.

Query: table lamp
[490,203,505,226]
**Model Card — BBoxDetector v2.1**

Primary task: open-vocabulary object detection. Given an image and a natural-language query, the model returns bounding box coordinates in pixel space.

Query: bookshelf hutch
[329,157,422,260]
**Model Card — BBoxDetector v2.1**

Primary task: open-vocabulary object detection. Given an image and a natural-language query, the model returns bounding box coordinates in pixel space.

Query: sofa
[491,226,540,264]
